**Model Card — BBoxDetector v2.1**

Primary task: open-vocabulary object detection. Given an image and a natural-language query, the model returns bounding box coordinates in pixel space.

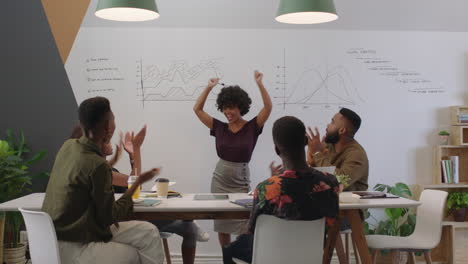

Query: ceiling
[82,0,468,32]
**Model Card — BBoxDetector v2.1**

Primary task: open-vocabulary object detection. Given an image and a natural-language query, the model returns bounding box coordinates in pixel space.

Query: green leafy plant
[335,174,351,189]
[0,130,48,248]
[364,183,416,237]
[446,192,468,210]
[438,130,450,136]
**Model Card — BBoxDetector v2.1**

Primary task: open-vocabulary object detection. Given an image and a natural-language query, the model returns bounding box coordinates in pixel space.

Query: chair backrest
[411,189,448,248]
[19,208,61,264]
[252,215,325,264]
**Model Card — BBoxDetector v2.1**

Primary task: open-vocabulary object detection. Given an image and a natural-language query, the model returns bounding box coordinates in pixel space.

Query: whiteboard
[66,28,468,189]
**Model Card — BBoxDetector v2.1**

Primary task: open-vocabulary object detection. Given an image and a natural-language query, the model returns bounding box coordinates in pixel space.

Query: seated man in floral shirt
[222,116,340,264]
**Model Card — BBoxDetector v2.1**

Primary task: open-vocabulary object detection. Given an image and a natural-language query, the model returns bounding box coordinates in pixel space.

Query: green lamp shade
[276,0,338,24]
[95,0,159,22]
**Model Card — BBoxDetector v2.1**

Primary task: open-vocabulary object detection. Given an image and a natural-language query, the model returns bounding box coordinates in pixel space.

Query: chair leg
[352,236,359,264]
[162,238,172,264]
[408,251,416,264]
[335,233,348,264]
[345,233,349,263]
[390,250,399,264]
[423,251,433,264]
[371,249,378,264]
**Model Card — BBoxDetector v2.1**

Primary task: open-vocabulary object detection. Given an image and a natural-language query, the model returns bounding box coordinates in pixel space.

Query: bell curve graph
[274,49,364,110]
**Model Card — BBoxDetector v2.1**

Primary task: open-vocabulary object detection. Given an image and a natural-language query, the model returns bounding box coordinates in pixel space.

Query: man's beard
[325,130,340,144]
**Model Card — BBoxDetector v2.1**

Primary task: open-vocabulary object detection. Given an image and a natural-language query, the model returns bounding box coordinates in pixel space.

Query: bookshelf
[451,126,468,145]
[450,106,468,145]
[432,145,468,185]
[450,106,468,124]
[424,106,468,264]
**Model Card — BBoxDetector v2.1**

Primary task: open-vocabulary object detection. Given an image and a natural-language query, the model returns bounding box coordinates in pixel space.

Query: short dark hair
[216,86,252,116]
[339,108,361,134]
[273,116,306,157]
[78,97,111,133]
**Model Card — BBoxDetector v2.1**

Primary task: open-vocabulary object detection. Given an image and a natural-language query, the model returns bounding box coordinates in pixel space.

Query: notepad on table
[230,198,254,208]
[134,199,162,207]
[193,194,229,200]
[352,191,399,199]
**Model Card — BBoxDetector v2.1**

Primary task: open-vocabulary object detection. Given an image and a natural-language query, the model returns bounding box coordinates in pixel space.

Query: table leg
[335,234,348,264]
[345,209,371,264]
[323,217,341,264]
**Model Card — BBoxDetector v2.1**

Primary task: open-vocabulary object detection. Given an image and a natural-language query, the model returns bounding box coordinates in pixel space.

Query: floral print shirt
[249,169,340,233]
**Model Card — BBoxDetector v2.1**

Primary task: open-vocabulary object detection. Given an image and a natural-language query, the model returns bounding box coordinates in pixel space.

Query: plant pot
[377,251,408,264]
[3,243,26,264]
[339,183,344,193]
[439,135,449,145]
[452,208,467,222]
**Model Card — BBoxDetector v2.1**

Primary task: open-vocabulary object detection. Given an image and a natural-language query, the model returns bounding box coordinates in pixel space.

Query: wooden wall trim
[40,0,91,63]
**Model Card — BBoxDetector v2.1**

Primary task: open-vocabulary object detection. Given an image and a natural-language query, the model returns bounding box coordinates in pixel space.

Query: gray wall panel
[0,0,78,191]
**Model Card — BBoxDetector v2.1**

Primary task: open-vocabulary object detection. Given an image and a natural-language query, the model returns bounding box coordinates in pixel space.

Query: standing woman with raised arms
[193,71,272,247]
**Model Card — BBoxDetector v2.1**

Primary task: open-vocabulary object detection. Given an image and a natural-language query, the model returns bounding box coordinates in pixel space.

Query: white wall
[66,27,468,256]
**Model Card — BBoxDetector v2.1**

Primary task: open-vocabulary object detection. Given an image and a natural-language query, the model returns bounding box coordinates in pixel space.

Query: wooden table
[0,192,251,220]
[0,193,421,264]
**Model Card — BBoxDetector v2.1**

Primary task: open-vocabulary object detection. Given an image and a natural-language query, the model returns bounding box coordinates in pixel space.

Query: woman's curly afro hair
[216,85,252,116]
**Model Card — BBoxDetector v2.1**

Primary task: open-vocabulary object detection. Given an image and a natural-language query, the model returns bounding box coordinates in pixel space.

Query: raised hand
[123,131,134,156]
[123,125,147,157]
[207,78,220,89]
[132,125,147,149]
[306,126,325,154]
[254,70,263,84]
[136,168,161,184]
[108,143,122,167]
[269,161,284,176]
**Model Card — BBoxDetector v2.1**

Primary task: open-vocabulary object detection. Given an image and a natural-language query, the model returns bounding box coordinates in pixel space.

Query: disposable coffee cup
[127,175,140,199]
[155,178,169,198]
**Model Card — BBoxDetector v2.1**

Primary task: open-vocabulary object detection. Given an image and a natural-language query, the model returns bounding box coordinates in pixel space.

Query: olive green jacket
[42,137,133,243]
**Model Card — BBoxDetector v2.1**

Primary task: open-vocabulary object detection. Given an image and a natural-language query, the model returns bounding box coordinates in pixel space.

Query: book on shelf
[440,156,459,184]
[451,156,459,183]
[448,160,453,183]
[458,115,468,123]
[446,160,452,183]
[441,160,448,183]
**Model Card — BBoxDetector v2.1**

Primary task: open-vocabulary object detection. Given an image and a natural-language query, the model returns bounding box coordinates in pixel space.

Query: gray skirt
[211,159,250,235]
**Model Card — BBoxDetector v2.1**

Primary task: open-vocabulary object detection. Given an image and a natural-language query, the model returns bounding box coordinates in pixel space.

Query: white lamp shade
[276,0,338,24]
[95,0,159,22]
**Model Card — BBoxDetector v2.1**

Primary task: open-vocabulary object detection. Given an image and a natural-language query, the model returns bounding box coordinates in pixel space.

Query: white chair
[234,215,325,264]
[19,208,61,264]
[365,189,448,264]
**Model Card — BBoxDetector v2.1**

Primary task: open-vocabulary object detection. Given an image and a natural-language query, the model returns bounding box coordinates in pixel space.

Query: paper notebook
[134,199,162,207]
[230,198,254,208]
[352,191,399,199]
[193,194,229,200]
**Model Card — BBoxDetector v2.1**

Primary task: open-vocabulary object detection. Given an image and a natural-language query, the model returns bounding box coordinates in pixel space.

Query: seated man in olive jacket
[42,96,163,264]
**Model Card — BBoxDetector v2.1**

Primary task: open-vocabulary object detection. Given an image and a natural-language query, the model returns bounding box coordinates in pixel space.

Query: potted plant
[364,182,418,263]
[335,174,350,192]
[438,130,450,145]
[0,130,47,264]
[446,192,468,222]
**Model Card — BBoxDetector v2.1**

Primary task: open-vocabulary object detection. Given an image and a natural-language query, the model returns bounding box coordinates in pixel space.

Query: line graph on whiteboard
[136,58,224,107]
[274,49,364,110]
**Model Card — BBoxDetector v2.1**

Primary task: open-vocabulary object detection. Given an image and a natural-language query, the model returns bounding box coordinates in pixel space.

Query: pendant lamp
[95,0,159,22]
[276,0,338,24]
